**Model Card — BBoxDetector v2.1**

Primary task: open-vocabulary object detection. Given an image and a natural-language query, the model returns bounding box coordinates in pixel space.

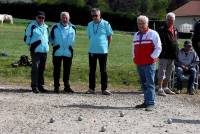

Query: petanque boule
[49,118,55,123]
[78,116,83,121]
[119,112,125,117]
[100,126,106,132]
[167,118,173,124]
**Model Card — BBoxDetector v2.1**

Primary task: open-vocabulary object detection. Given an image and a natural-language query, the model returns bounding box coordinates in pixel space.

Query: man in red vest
[133,15,162,111]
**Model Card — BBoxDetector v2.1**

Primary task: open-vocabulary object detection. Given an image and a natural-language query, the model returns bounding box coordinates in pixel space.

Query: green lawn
[0,19,139,89]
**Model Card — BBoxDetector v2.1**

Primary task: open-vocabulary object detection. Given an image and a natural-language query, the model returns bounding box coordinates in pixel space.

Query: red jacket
[133,29,162,65]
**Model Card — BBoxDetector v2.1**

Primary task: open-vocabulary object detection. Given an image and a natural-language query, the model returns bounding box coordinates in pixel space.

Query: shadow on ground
[0,87,143,95]
[54,104,135,110]
[172,118,200,124]
[0,88,31,93]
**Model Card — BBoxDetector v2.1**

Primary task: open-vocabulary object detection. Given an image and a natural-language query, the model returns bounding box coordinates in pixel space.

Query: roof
[173,0,200,17]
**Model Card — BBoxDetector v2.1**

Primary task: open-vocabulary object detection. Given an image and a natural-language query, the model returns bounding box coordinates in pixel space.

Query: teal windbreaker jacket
[24,20,49,53]
[50,22,76,57]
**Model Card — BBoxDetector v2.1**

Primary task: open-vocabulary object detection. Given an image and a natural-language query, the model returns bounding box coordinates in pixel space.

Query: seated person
[175,40,199,95]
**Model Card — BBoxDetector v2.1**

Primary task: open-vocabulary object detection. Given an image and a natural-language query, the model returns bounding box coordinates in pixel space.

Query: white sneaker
[158,88,167,96]
[164,88,175,95]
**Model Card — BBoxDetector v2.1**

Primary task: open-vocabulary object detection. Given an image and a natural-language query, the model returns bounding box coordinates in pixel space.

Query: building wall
[175,16,200,32]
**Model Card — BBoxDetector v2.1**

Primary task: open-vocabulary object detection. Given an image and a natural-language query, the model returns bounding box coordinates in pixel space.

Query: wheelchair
[169,64,199,93]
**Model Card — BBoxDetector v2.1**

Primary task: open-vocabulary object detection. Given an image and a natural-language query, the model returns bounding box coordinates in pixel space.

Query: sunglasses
[37,16,45,19]
[91,14,98,18]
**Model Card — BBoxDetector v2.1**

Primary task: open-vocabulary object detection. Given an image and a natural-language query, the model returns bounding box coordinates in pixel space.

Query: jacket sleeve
[87,23,90,39]
[24,23,36,45]
[151,31,162,59]
[71,25,76,47]
[49,24,58,46]
[132,33,137,59]
[189,51,199,68]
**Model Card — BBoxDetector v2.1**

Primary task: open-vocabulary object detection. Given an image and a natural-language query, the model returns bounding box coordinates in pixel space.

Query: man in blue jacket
[24,11,49,93]
[86,8,113,95]
[50,12,76,93]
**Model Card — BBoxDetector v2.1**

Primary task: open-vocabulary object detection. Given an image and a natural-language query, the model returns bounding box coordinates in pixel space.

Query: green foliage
[59,0,86,7]
[33,0,58,4]
[138,0,168,19]
[33,0,86,6]
[95,0,111,12]
[32,0,168,20]
[131,0,142,15]
[152,0,168,18]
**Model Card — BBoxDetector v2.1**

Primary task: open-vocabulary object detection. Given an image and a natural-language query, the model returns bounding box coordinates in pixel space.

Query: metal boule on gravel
[78,116,83,121]
[119,112,124,117]
[49,118,55,123]
[167,118,173,124]
[100,126,106,132]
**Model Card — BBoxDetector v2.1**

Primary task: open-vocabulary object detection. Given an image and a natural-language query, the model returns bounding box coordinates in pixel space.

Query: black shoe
[32,88,39,93]
[189,91,195,95]
[64,87,74,93]
[38,87,48,93]
[188,88,195,95]
[85,89,95,94]
[135,103,147,108]
[54,88,60,93]
[102,90,112,95]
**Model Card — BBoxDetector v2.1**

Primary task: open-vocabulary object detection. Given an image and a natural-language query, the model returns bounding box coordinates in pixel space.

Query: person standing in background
[24,11,49,93]
[85,8,113,95]
[157,12,179,96]
[50,12,76,93]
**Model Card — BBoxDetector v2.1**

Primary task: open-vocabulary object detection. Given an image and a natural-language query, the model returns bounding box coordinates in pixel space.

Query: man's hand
[181,64,189,71]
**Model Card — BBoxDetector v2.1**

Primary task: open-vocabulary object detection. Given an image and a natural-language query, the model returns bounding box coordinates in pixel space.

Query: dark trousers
[89,53,108,91]
[31,52,47,89]
[53,56,72,89]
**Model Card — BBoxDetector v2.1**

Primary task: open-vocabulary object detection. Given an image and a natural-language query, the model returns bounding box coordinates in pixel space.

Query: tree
[33,0,58,4]
[60,0,86,7]
[95,0,111,12]
[151,0,168,18]
[137,0,168,19]
[33,0,86,6]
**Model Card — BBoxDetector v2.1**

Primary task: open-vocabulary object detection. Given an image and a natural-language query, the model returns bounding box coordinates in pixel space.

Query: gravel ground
[0,85,200,134]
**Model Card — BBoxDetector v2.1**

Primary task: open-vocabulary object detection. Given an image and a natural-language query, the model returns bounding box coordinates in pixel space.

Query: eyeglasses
[91,14,98,18]
[37,16,45,19]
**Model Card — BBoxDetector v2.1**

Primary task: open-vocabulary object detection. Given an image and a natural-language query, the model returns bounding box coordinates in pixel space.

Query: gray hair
[137,15,149,24]
[91,8,101,14]
[60,11,70,20]
[166,12,175,21]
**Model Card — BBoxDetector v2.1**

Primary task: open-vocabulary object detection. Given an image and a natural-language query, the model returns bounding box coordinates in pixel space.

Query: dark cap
[36,11,45,17]
[184,40,192,47]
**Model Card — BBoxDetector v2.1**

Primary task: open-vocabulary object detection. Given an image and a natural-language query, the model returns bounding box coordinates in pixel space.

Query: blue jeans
[176,67,196,92]
[137,63,156,105]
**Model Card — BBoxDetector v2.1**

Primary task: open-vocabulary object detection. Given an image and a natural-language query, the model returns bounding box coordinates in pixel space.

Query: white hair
[166,12,175,21]
[137,15,149,24]
[60,11,70,20]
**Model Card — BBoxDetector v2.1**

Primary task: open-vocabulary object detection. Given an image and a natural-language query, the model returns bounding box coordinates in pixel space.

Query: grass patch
[0,19,138,89]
